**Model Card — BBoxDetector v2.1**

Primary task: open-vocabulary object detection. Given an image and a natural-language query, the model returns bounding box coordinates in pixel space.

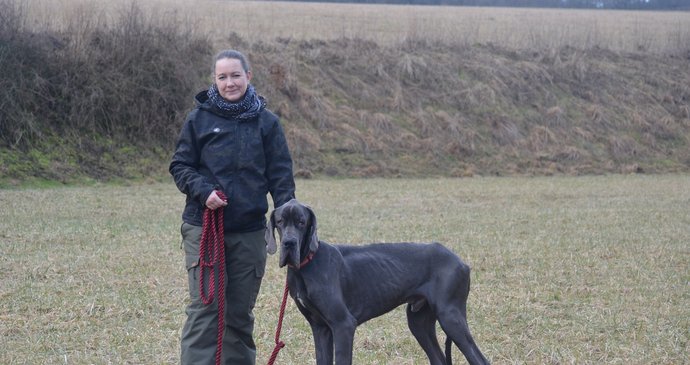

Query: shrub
[0,0,212,180]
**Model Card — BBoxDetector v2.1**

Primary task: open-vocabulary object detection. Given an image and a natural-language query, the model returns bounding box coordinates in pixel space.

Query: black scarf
[207,83,266,120]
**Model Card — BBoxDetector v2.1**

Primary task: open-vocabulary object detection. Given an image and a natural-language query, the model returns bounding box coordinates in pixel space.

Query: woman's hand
[205,190,228,210]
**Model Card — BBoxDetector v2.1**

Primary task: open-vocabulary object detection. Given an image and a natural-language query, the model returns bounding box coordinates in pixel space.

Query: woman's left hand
[205,190,228,210]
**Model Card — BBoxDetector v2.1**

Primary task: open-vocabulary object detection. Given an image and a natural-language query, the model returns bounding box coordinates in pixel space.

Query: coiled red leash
[199,190,291,365]
[199,191,227,365]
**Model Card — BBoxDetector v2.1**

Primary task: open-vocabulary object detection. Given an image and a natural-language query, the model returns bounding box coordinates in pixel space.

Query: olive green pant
[180,223,267,365]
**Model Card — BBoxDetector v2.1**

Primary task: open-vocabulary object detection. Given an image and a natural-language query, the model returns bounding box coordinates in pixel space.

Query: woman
[170,49,295,365]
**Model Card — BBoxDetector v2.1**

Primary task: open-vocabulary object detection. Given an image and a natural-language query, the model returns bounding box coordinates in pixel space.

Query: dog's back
[337,241,468,275]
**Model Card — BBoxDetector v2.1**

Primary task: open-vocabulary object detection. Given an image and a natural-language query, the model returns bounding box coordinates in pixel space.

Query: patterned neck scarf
[207,83,266,120]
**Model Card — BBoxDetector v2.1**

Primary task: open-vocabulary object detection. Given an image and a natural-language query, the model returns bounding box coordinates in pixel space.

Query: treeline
[282,0,689,9]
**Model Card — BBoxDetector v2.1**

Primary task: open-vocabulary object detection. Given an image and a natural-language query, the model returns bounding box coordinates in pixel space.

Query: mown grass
[1,175,688,364]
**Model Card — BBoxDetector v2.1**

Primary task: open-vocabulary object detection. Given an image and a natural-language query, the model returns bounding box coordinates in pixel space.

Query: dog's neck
[296,251,315,269]
[288,251,316,269]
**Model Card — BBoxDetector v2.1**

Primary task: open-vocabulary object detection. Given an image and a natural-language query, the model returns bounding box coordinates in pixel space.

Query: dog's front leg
[331,318,356,365]
[311,323,334,365]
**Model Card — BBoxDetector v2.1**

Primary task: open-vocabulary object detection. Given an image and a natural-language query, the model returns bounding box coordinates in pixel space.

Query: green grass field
[1,175,688,364]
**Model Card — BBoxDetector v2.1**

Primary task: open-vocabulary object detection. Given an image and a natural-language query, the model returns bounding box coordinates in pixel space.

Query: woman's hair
[213,49,251,74]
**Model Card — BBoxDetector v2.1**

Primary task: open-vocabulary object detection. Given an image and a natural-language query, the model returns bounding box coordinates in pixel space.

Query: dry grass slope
[1,0,688,183]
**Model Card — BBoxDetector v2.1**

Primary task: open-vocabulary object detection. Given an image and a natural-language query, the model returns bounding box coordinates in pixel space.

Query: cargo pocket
[248,248,267,310]
[181,222,202,300]
[185,254,200,300]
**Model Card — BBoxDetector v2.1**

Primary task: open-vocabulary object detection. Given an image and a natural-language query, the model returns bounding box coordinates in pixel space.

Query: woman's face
[214,58,252,102]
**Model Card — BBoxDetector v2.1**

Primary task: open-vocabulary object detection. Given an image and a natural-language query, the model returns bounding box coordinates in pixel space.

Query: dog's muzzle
[279,237,301,268]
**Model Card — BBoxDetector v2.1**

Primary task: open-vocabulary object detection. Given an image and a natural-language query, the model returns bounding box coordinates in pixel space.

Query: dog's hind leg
[406,301,446,365]
[436,303,490,365]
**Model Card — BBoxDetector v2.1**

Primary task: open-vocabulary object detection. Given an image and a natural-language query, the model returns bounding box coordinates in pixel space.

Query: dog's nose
[283,239,297,248]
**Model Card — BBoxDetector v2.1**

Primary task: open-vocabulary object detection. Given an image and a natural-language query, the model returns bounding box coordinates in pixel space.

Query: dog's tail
[445,336,452,364]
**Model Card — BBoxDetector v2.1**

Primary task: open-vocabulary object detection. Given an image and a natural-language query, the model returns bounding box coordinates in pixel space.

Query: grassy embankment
[1,0,689,185]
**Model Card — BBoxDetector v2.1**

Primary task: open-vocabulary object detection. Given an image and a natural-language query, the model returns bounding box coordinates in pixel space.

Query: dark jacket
[170,90,295,233]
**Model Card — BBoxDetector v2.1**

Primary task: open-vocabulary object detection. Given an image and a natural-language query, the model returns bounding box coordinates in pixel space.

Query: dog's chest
[291,280,311,308]
[295,294,308,308]
[289,274,326,321]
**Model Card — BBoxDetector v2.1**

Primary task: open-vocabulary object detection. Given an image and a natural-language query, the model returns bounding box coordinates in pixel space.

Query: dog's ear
[305,204,319,252]
[265,209,277,255]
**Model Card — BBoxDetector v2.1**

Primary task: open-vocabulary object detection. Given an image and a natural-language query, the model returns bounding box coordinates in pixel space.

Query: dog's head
[265,199,319,269]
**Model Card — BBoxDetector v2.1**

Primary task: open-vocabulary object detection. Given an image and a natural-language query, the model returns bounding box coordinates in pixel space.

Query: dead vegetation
[1,0,689,184]
[247,39,689,177]
[24,0,690,55]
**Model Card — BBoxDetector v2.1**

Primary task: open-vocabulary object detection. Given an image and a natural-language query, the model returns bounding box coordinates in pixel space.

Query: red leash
[268,250,316,363]
[199,191,227,365]
[199,190,291,365]
[267,278,290,365]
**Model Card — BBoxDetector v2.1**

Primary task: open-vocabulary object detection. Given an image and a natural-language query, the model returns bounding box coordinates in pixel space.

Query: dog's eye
[298,220,306,226]
[275,219,283,225]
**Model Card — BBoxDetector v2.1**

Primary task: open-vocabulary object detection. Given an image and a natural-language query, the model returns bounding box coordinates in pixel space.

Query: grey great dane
[265,199,490,365]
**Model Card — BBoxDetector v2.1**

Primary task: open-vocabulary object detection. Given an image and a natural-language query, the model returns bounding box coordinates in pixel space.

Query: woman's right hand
[205,190,228,210]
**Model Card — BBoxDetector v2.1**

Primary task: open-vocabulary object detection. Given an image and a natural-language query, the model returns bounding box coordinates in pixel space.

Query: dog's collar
[289,251,316,269]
